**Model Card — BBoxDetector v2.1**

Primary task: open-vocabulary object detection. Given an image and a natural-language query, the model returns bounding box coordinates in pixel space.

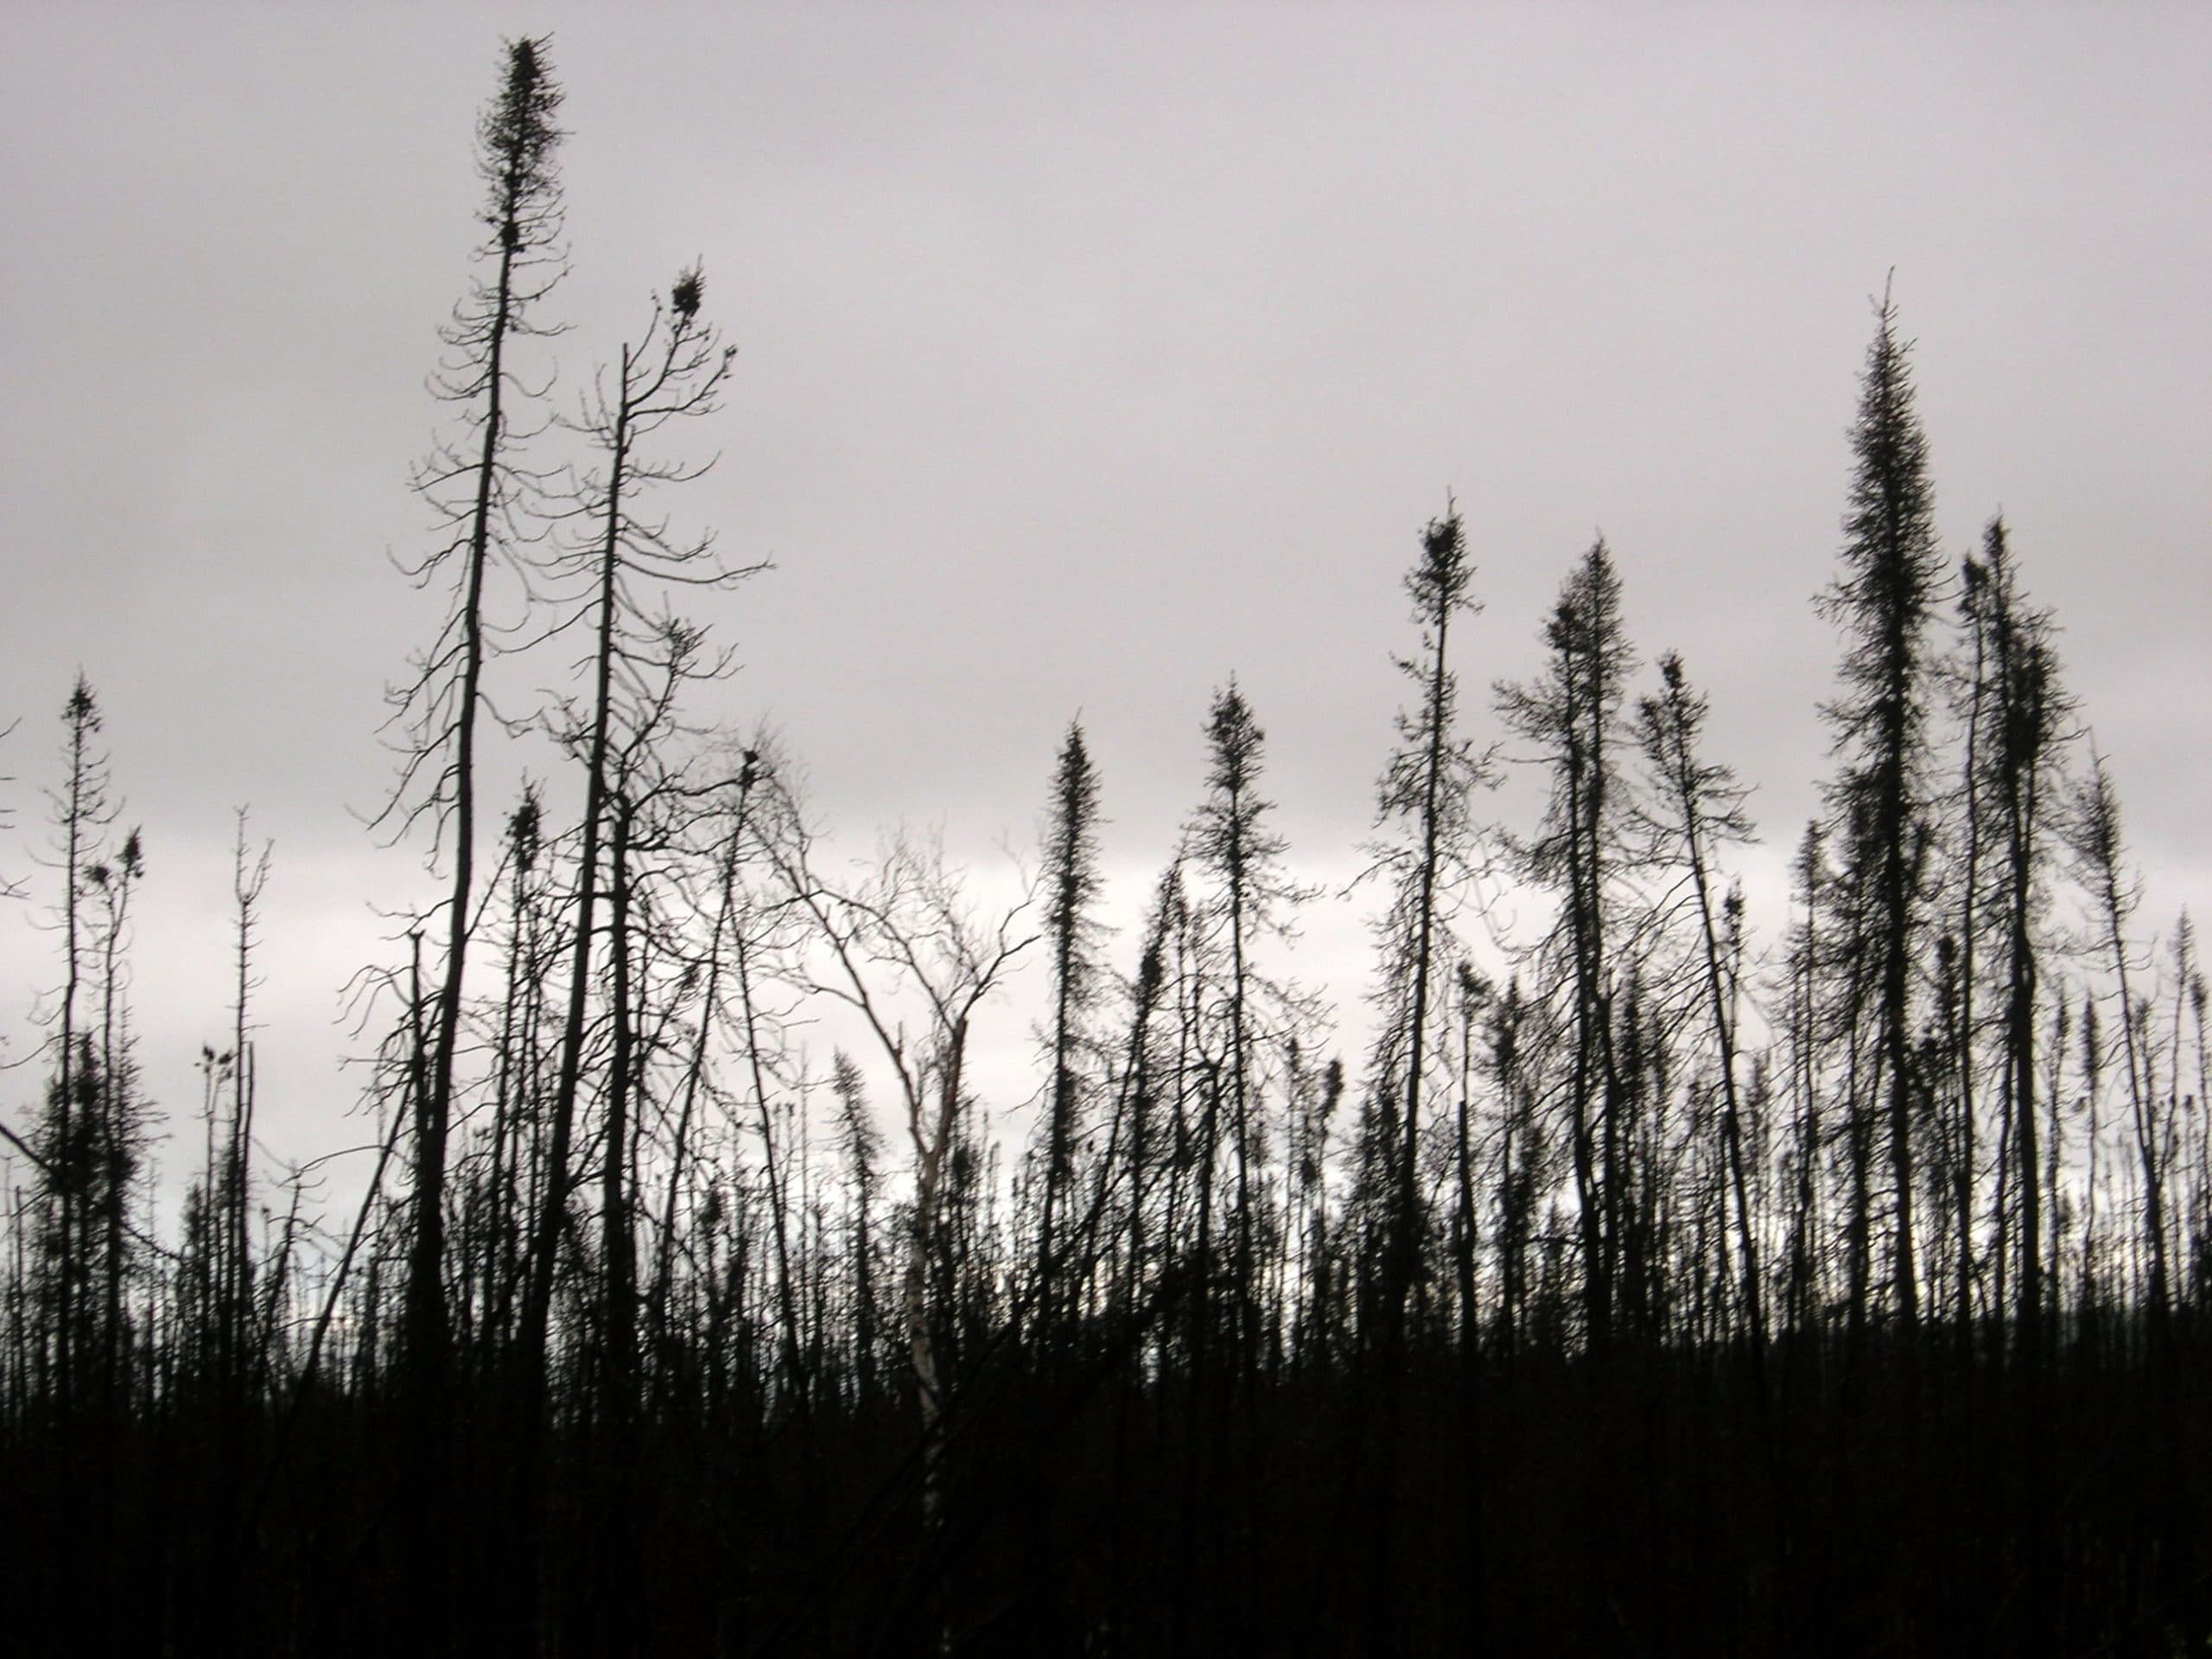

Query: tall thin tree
[382,34,566,1408]
[1033,720,1105,1344]
[1815,283,1946,1338]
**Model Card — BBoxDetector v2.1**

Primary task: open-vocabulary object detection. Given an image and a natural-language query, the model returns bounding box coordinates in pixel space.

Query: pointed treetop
[1408,498,1477,624]
[480,34,564,234]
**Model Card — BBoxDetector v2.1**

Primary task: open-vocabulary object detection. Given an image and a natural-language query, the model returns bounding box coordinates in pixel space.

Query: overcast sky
[2,3,2206,1172]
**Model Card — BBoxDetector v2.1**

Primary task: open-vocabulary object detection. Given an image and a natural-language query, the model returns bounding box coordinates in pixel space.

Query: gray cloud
[2,3,2204,1170]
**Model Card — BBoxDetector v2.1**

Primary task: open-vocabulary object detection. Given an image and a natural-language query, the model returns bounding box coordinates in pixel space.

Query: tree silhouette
[1,55,2208,1649]
[1033,720,1105,1346]
[1497,537,1641,1357]
[378,40,568,1514]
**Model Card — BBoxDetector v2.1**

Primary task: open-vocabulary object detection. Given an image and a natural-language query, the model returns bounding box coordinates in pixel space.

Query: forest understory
[8,1330,2211,1655]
